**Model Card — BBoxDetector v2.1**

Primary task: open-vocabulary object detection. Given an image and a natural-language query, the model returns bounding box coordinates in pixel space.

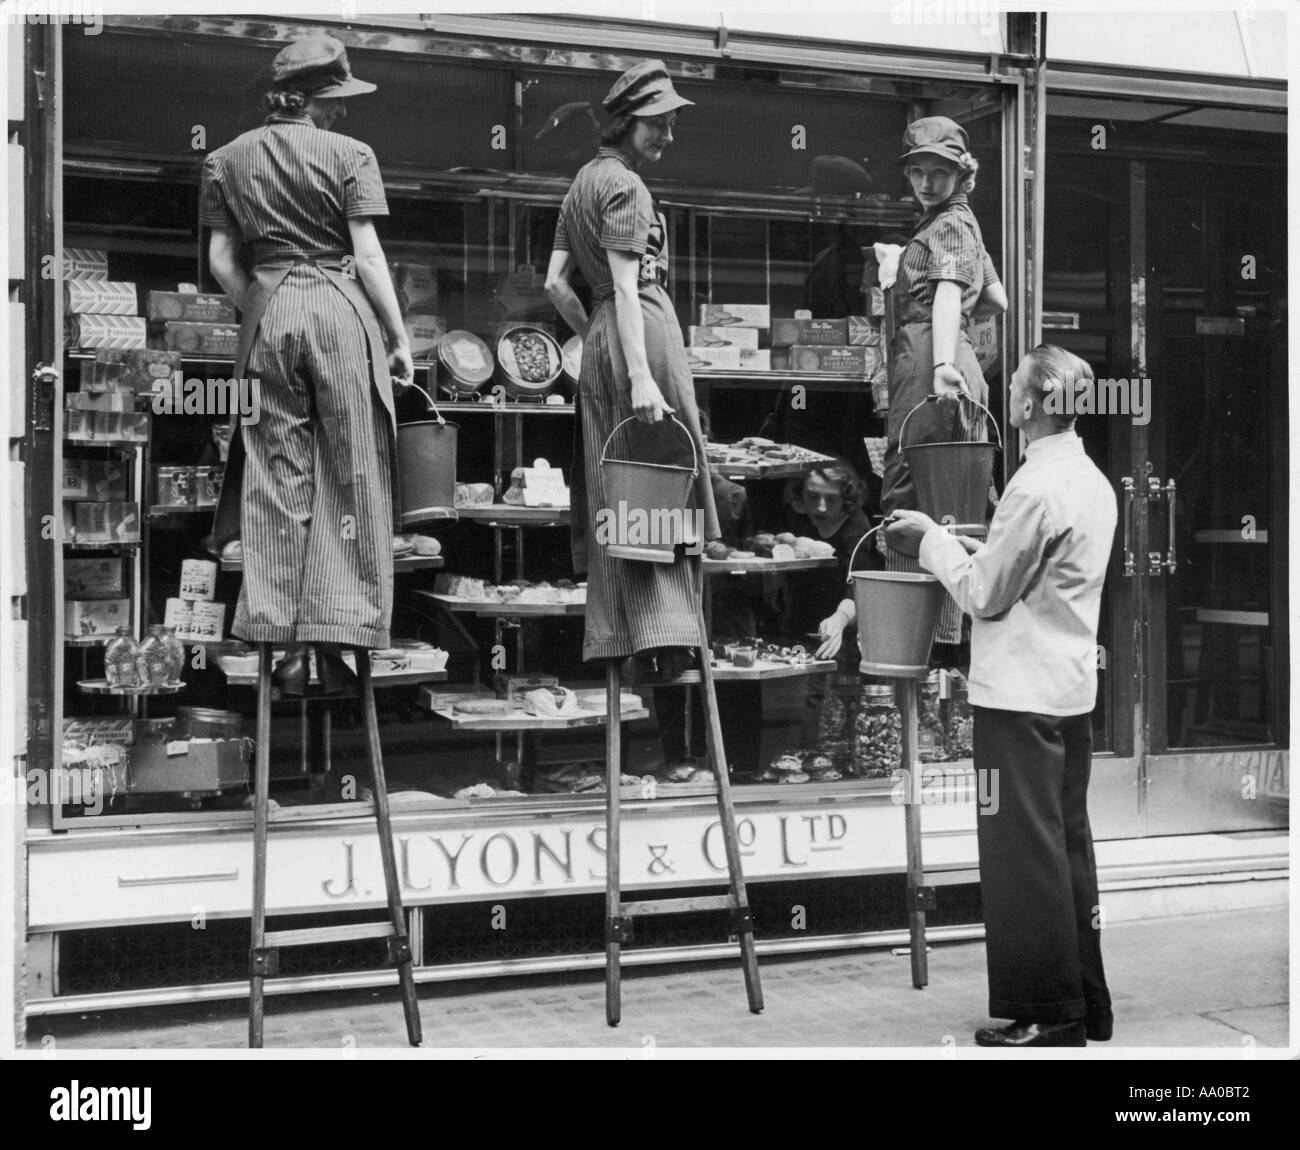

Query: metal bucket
[599,415,699,564]
[900,395,1001,531]
[851,570,944,678]
[396,384,459,528]
[173,706,244,740]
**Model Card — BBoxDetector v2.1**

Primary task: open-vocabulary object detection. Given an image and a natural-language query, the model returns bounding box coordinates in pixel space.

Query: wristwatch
[933,360,954,371]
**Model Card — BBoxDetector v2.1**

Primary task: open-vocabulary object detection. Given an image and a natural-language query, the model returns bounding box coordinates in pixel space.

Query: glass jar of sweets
[104,625,139,689]
[851,683,901,778]
[135,624,174,687]
[917,670,947,763]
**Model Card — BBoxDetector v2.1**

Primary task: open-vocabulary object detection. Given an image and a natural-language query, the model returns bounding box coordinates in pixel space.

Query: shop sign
[314,806,912,905]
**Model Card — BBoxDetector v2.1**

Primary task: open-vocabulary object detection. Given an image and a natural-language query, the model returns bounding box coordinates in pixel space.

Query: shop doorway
[1045,118,1287,836]
[1140,160,1288,832]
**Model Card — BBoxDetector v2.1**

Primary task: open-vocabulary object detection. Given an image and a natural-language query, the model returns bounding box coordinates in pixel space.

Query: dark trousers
[973,706,1111,1023]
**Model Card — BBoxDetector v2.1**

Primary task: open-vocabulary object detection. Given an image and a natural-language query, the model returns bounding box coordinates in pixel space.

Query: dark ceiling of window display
[522,69,906,196]
[63,31,515,173]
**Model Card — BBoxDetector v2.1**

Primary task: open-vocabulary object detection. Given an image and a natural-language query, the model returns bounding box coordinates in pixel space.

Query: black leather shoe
[974,1020,1087,1047]
[1086,1007,1114,1042]
[315,645,358,698]
[273,651,311,696]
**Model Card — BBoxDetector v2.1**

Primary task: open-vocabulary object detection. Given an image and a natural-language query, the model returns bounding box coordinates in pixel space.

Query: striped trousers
[232,265,394,649]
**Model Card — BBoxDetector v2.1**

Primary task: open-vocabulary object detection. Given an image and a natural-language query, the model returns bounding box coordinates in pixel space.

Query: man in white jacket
[890,345,1117,1047]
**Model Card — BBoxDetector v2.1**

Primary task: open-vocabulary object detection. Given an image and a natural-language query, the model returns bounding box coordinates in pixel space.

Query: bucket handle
[404,380,446,427]
[600,413,699,479]
[899,394,1002,452]
[842,520,891,587]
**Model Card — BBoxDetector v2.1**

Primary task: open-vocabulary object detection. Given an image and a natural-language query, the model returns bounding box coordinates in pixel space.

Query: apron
[211,251,400,549]
[881,239,990,646]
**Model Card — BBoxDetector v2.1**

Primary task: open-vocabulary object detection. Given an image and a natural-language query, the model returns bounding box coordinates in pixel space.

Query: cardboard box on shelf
[405,314,448,360]
[847,316,880,346]
[698,303,770,330]
[61,247,109,280]
[86,349,183,396]
[740,349,772,371]
[66,391,135,413]
[390,262,439,315]
[61,460,128,501]
[67,411,150,442]
[145,291,237,324]
[161,321,240,357]
[74,501,140,544]
[194,465,224,508]
[64,280,137,315]
[771,317,848,347]
[129,739,249,795]
[179,559,218,602]
[65,597,130,639]
[165,597,226,641]
[789,345,878,375]
[66,314,147,350]
[64,558,125,599]
[869,286,886,317]
[687,325,760,350]
[684,345,742,371]
[153,466,195,509]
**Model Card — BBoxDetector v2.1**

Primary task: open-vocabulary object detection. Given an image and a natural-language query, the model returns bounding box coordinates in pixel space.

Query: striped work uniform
[555,146,720,662]
[883,191,999,645]
[200,111,398,649]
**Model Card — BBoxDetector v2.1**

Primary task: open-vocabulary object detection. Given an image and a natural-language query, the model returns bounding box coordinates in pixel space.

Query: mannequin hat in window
[271,34,377,98]
[796,155,874,196]
[898,116,970,165]
[603,59,694,118]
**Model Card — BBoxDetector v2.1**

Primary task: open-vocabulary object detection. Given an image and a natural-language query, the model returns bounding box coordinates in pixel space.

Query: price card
[179,559,217,602]
[521,459,569,507]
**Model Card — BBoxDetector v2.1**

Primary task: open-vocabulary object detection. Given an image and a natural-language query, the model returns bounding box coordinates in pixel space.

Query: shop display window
[51,27,1010,825]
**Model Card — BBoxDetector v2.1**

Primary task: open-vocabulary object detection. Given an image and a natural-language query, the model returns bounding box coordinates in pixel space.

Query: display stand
[247,645,423,1047]
[601,597,764,1027]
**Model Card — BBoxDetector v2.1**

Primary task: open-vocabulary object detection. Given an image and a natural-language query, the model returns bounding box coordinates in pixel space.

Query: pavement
[25,904,1291,1055]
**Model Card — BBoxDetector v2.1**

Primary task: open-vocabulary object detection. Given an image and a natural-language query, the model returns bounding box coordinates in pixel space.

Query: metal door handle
[1146,476,1177,575]
[1121,477,1135,577]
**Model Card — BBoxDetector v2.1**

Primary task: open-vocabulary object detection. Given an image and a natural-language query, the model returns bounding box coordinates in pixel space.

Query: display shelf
[703,555,837,574]
[220,667,448,690]
[62,437,143,448]
[218,554,445,573]
[658,659,836,683]
[692,369,877,393]
[63,539,141,550]
[415,590,585,617]
[455,504,570,525]
[707,459,830,480]
[422,699,649,731]
[147,504,217,519]
[76,678,186,696]
[65,635,112,647]
[413,392,577,415]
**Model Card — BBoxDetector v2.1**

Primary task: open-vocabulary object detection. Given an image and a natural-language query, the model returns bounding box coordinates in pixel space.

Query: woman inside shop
[544,60,719,681]
[201,34,413,695]
[881,116,1007,656]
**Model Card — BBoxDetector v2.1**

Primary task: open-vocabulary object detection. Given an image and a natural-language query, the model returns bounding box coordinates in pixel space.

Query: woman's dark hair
[264,88,308,114]
[783,458,868,516]
[599,113,637,147]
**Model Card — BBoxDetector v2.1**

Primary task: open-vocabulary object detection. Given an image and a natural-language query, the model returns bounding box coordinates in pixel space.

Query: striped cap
[603,59,694,118]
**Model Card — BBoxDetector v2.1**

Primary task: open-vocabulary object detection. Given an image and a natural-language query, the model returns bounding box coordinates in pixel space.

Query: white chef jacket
[918,430,1117,716]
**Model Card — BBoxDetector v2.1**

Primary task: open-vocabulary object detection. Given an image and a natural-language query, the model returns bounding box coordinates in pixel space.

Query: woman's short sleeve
[981,249,1002,287]
[921,215,982,288]
[554,209,571,252]
[198,153,237,230]
[598,173,652,255]
[343,142,389,219]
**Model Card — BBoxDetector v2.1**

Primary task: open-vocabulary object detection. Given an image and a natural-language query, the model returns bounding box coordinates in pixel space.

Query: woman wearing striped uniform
[545,60,719,676]
[881,116,1007,650]
[201,35,412,694]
